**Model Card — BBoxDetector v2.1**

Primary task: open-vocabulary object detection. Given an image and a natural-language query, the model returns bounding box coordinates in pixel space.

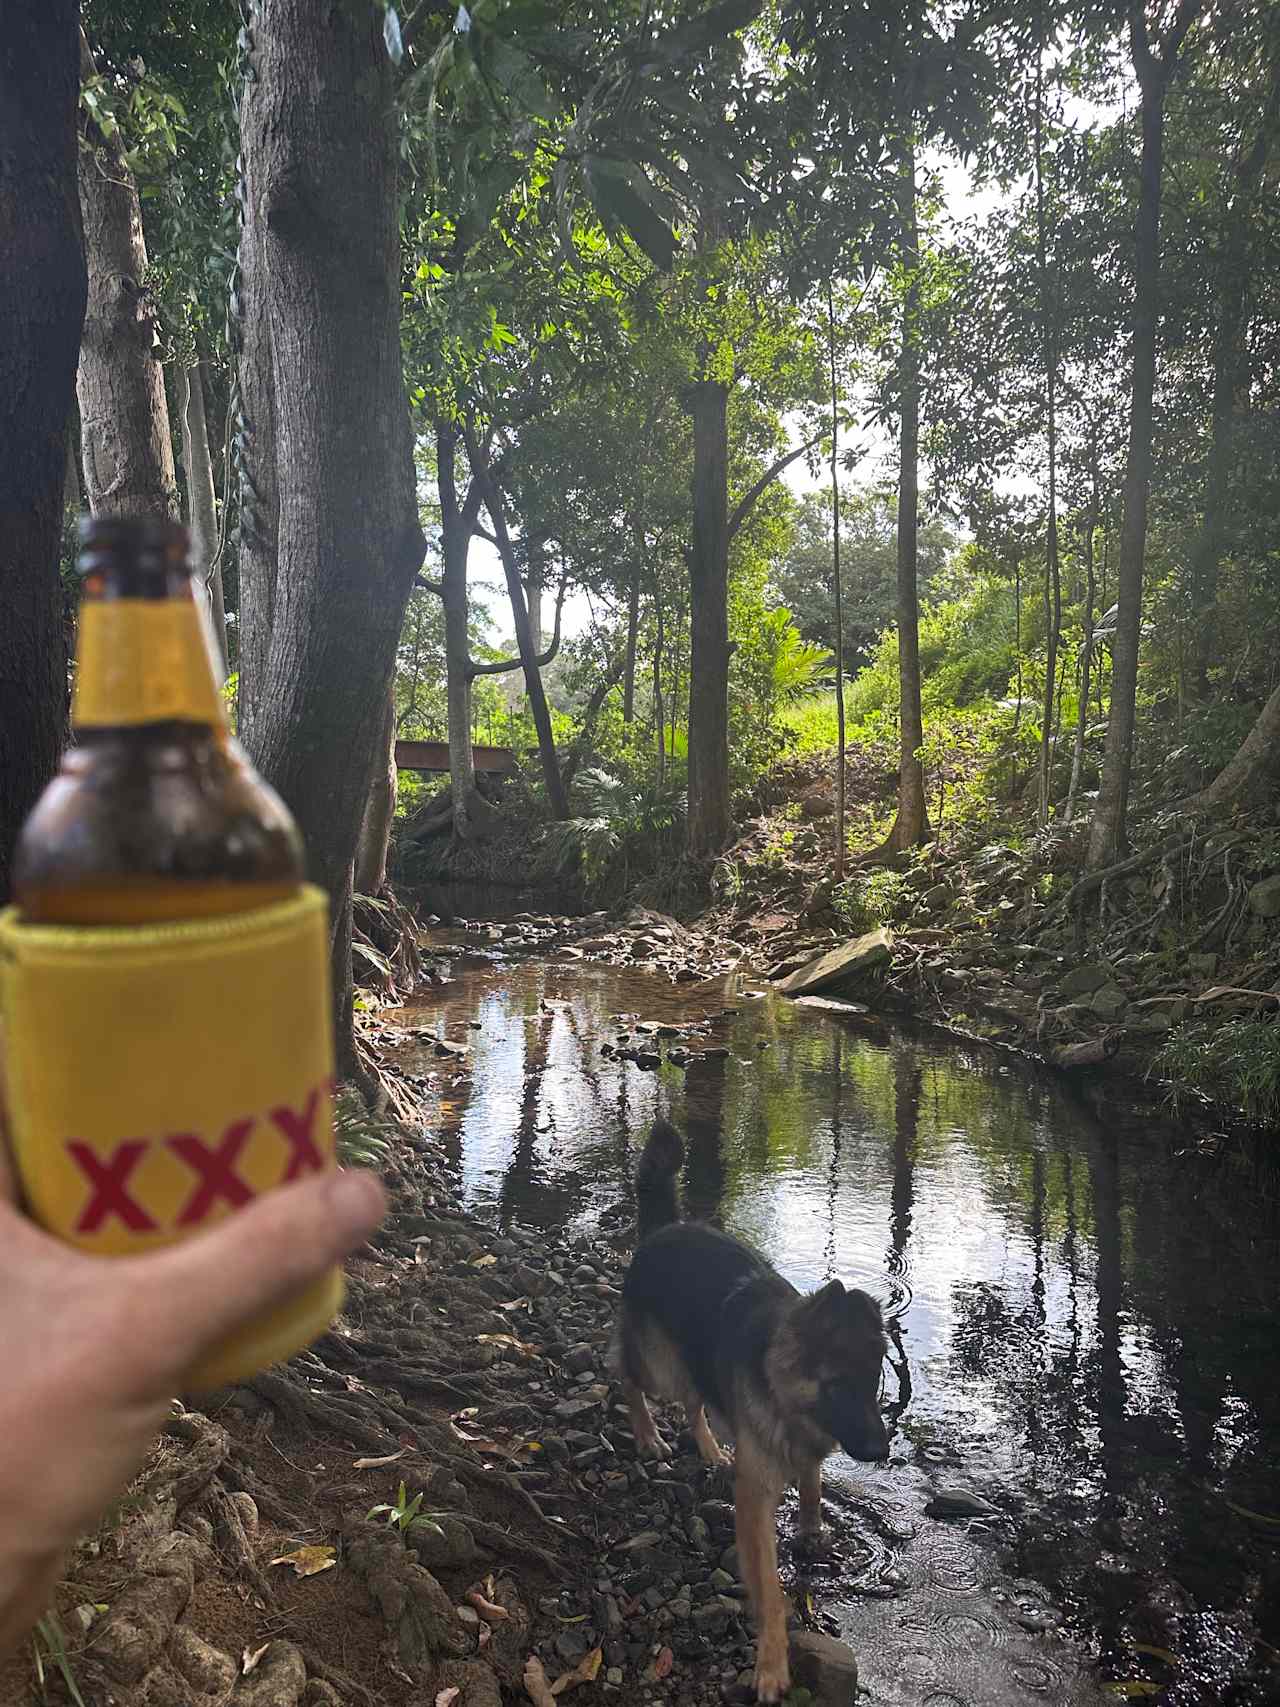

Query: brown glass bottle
[4,516,341,1391]
[15,517,302,922]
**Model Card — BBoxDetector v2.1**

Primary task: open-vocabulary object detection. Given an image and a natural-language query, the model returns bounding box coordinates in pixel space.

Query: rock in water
[778,929,893,998]
[790,1630,859,1706]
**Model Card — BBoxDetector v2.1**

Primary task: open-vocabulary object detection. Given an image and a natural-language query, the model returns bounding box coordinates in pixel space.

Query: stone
[1090,984,1128,1018]
[408,1516,479,1571]
[1187,952,1219,977]
[925,1486,1000,1519]
[1056,963,1111,999]
[1249,876,1280,918]
[778,929,893,998]
[789,1630,859,1707]
[801,793,833,819]
[792,995,869,1017]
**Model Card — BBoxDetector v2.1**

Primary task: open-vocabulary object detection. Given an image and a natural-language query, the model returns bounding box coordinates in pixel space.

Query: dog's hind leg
[686,1404,730,1469]
[625,1379,670,1459]
[734,1440,790,1702]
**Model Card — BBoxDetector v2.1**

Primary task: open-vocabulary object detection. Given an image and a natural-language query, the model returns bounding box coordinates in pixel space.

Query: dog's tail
[635,1116,684,1240]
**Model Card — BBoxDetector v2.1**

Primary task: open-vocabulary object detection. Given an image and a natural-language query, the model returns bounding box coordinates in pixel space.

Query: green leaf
[583,158,679,271]
[643,0,763,65]
[384,6,404,64]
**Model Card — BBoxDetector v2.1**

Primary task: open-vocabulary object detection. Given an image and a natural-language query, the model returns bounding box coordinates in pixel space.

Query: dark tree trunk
[524,533,544,693]
[238,0,425,1076]
[1064,437,1100,825]
[1088,3,1195,869]
[0,0,85,902]
[1188,679,1280,815]
[686,377,732,857]
[177,358,228,675]
[623,558,641,726]
[434,419,501,840]
[355,680,397,894]
[883,139,931,854]
[474,456,569,821]
[76,32,176,520]
[1034,44,1062,827]
[827,283,846,882]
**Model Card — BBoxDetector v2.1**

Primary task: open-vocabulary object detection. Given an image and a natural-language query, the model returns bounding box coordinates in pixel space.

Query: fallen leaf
[243,1644,270,1674]
[269,1545,337,1578]
[353,1449,408,1470]
[476,1333,539,1355]
[1131,1644,1178,1668]
[436,1690,461,1707]
[478,1622,492,1649]
[651,1648,673,1681]
[470,1253,498,1267]
[524,1655,557,1707]
[466,1589,510,1623]
[551,1646,605,1694]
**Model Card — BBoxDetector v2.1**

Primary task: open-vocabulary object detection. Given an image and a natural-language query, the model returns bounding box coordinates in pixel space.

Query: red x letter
[271,1087,326,1182]
[168,1121,254,1226]
[68,1140,158,1233]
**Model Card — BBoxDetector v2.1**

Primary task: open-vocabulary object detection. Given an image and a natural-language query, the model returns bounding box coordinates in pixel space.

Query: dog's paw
[753,1650,790,1702]
[637,1433,672,1461]
[793,1520,833,1556]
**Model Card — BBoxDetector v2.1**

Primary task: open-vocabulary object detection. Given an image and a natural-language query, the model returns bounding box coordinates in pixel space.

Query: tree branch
[415,575,442,597]
[467,573,569,679]
[727,429,828,540]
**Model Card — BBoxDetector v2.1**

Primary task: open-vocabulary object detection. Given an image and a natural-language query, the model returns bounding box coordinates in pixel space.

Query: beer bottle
[1,516,342,1388]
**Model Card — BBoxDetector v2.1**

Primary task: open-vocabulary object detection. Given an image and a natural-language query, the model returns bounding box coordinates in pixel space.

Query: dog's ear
[798,1279,847,1336]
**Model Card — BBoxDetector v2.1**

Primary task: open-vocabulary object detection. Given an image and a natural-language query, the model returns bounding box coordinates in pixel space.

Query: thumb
[120,1168,387,1390]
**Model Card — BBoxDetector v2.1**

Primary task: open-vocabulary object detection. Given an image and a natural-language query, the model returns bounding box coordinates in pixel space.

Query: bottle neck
[74,571,226,733]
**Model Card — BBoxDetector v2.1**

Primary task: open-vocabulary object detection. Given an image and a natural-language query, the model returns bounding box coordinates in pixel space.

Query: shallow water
[393,936,1280,1705]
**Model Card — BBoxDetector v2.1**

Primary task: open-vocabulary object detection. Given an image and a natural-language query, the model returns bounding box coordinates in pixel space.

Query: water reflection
[394,947,1280,1702]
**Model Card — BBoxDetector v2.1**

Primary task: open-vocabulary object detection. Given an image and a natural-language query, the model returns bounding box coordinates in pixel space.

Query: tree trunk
[238,0,424,1077]
[75,32,176,520]
[0,0,85,903]
[827,282,847,883]
[686,377,732,857]
[1064,442,1100,825]
[235,144,280,749]
[623,558,640,726]
[1035,43,1062,827]
[177,358,228,676]
[1087,5,1194,869]
[1187,678,1280,815]
[524,534,544,695]
[436,419,489,838]
[355,679,397,894]
[475,459,569,820]
[1188,62,1278,694]
[883,138,931,853]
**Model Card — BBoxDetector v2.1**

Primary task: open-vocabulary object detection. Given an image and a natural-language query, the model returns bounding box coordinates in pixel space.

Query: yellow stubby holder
[0,886,342,1391]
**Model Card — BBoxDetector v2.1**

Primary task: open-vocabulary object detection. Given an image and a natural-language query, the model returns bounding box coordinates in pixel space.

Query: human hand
[0,1066,386,1655]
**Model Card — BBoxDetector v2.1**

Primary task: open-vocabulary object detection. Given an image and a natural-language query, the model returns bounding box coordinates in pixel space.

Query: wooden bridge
[393,739,514,775]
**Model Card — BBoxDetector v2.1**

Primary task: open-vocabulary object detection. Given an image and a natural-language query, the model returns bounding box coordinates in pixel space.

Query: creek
[389,929,1280,1706]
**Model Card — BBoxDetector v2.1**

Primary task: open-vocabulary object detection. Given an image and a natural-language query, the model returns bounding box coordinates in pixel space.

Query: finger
[119,1167,386,1387]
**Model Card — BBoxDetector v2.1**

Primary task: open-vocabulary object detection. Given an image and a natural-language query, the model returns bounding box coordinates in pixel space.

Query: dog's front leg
[734,1444,789,1701]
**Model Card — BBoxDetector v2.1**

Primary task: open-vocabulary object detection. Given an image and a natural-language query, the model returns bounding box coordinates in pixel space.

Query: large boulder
[1248,875,1280,918]
[778,929,893,998]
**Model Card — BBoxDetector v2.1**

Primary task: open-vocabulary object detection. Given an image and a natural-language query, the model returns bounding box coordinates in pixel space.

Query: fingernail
[327,1168,387,1248]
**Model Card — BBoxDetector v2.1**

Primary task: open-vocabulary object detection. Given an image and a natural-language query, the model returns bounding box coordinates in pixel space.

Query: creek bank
[695,771,1280,1133]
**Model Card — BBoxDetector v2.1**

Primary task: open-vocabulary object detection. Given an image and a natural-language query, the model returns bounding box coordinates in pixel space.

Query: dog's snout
[841,1413,891,1462]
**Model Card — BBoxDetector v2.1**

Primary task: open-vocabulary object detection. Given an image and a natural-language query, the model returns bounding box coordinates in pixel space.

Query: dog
[619,1119,890,1701]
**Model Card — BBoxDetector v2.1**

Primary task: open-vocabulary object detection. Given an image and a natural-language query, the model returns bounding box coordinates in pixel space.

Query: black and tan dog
[619,1119,890,1701]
